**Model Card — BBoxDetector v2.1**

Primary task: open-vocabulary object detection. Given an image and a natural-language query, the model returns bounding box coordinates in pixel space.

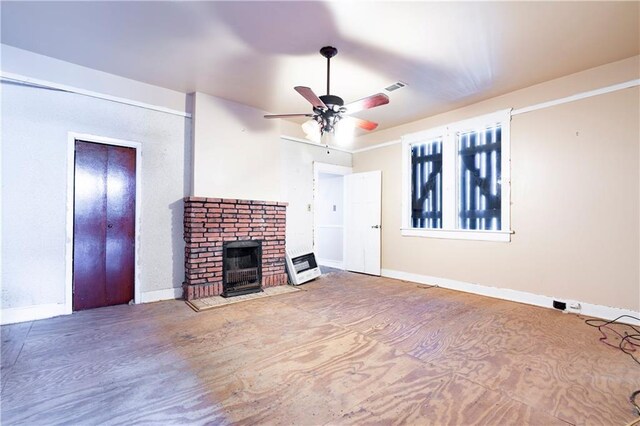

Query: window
[401,109,512,242]
[411,138,443,229]
[457,125,502,231]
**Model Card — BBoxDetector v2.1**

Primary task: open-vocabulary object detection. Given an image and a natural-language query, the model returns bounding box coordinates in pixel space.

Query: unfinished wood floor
[2,272,638,425]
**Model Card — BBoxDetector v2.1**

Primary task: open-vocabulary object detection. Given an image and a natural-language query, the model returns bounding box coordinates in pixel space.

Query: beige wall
[353,57,639,311]
[192,92,282,201]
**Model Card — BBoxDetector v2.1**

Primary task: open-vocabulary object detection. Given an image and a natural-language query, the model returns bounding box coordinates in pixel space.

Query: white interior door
[344,171,381,275]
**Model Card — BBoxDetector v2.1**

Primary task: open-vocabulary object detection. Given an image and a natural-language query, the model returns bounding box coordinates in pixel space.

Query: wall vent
[385,81,407,92]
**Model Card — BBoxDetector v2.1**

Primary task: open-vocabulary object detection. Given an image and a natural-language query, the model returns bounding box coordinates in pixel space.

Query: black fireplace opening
[222,240,262,297]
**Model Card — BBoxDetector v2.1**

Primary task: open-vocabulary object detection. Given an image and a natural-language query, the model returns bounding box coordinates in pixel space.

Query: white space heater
[286,247,321,285]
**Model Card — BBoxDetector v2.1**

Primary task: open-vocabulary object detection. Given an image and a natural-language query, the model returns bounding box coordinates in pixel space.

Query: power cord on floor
[631,390,640,417]
[584,315,640,423]
[584,315,640,365]
[625,417,640,426]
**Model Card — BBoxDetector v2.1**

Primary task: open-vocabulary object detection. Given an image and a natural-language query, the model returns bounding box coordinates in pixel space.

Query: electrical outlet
[566,301,582,313]
[553,299,581,314]
[552,300,566,311]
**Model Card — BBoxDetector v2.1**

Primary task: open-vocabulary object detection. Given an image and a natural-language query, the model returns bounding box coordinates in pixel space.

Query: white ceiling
[1,1,638,133]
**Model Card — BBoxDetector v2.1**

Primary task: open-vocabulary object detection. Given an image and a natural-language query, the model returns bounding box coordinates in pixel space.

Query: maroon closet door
[73,141,136,311]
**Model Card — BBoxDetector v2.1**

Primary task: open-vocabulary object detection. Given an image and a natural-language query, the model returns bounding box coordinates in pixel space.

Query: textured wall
[1,82,191,309]
[191,92,282,202]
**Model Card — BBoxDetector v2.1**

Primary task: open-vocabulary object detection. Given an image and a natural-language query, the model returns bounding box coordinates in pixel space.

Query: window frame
[401,109,512,242]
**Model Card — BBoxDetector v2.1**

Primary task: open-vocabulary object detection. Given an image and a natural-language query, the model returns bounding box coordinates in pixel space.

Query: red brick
[187,237,206,243]
[185,197,287,300]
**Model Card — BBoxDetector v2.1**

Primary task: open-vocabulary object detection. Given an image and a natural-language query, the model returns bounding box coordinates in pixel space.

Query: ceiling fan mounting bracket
[319,46,338,59]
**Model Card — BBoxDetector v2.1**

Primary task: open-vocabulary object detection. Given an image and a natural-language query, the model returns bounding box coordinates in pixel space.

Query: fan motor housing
[319,94,344,107]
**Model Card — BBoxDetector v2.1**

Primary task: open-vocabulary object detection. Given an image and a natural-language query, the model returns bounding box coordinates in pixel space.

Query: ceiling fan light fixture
[302,119,321,143]
[334,118,355,145]
[322,113,342,134]
[264,46,390,137]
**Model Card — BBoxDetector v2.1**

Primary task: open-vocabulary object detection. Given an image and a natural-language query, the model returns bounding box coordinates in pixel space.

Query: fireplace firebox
[222,240,262,297]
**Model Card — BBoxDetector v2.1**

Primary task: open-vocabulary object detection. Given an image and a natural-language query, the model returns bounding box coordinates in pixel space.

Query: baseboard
[1,303,69,325]
[577,302,640,325]
[318,259,344,270]
[140,287,182,303]
[1,288,182,325]
[381,269,640,325]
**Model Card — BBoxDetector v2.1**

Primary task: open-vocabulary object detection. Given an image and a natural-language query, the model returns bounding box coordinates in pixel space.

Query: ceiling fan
[264,46,389,140]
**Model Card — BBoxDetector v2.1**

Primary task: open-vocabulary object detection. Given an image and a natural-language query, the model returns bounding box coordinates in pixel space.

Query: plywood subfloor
[2,272,638,425]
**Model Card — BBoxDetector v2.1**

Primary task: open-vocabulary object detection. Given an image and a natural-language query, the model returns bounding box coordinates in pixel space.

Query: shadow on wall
[182,101,193,195]
[167,106,192,297]
[208,1,336,131]
[169,199,186,297]
[1,2,494,130]
[209,1,490,127]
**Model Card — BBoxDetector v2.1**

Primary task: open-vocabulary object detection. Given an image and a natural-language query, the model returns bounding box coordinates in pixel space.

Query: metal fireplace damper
[222,240,262,297]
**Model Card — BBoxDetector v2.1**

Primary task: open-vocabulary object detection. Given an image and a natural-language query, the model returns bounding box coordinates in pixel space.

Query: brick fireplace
[182,196,288,300]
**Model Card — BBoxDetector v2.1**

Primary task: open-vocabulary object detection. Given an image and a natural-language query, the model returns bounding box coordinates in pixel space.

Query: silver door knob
[371,225,381,229]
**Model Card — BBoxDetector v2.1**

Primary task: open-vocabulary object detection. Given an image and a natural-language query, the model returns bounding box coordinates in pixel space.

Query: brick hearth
[183,196,288,300]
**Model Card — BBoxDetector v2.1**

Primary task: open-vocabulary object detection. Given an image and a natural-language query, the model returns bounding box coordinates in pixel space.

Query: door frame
[312,162,352,270]
[65,132,142,314]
